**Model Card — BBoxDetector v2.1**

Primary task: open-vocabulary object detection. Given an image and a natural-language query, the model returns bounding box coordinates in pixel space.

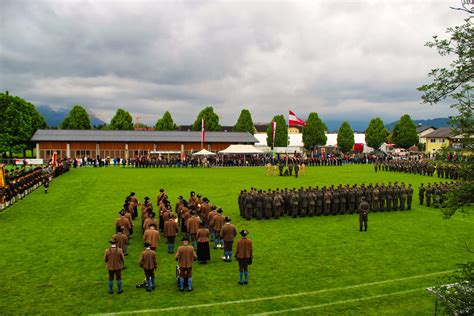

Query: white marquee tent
[218,145,265,154]
[192,149,216,156]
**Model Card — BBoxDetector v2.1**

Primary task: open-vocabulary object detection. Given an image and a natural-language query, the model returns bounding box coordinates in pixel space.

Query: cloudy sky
[0,0,467,125]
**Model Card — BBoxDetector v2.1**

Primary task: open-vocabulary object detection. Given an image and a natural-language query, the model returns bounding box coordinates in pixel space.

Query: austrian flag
[288,110,306,126]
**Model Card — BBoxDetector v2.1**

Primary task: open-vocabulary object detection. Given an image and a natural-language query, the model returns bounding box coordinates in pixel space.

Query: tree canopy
[155,111,178,131]
[60,105,91,130]
[109,108,133,130]
[266,115,288,148]
[392,114,418,148]
[365,117,388,151]
[0,92,47,155]
[191,106,221,131]
[233,109,256,134]
[302,112,327,150]
[418,16,473,153]
[337,121,354,153]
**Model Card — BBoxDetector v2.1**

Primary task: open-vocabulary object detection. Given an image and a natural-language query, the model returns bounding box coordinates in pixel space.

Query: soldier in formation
[419,182,459,209]
[375,160,435,176]
[238,182,415,220]
[1,166,51,210]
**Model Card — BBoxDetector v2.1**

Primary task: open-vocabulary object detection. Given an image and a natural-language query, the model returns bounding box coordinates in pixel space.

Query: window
[430,139,436,143]
[440,138,445,143]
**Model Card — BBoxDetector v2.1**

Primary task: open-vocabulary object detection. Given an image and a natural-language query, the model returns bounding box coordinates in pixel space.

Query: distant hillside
[324,120,369,133]
[37,105,105,128]
[385,117,450,131]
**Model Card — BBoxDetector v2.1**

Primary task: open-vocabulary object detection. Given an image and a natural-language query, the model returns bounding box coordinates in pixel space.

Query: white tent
[218,145,264,154]
[192,149,216,156]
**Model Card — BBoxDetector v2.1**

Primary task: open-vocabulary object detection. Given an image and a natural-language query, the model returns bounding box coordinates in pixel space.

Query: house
[422,127,463,153]
[416,125,436,144]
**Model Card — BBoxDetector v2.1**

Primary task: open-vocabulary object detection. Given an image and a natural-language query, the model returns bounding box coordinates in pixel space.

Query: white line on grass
[248,287,426,316]
[93,270,451,316]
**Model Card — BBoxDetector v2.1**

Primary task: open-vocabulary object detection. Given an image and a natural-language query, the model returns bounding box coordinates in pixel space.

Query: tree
[434,260,473,315]
[109,109,133,130]
[417,16,473,153]
[365,117,388,151]
[337,121,354,153]
[155,111,178,131]
[0,92,47,157]
[266,115,288,147]
[60,105,91,129]
[233,109,256,134]
[417,7,473,312]
[191,106,221,131]
[392,114,418,148]
[302,112,327,150]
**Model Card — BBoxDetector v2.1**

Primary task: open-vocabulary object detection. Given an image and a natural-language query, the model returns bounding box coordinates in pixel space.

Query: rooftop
[422,127,454,138]
[31,129,257,144]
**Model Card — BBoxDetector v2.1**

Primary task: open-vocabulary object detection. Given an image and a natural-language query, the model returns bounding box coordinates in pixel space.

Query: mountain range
[37,105,105,128]
[384,117,450,131]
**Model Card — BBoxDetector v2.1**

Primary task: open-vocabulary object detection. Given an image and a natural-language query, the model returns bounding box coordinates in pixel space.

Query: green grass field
[0,165,472,315]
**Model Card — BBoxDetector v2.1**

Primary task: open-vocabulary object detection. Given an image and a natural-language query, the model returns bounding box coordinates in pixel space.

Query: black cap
[217,208,223,213]
[182,236,190,242]
[239,230,248,237]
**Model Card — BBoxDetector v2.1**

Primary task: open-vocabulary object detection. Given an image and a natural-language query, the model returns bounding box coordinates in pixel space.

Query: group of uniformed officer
[238,182,415,220]
[105,189,253,294]
[418,181,459,208]
[435,164,463,180]
[1,166,52,210]
[375,160,436,176]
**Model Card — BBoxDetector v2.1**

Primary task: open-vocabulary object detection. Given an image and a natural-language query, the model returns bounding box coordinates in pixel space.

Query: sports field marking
[93,270,451,315]
[248,287,425,315]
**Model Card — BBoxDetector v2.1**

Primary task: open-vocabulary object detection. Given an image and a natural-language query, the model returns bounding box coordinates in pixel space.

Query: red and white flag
[288,110,306,127]
[52,152,57,168]
[272,121,277,147]
[201,117,205,143]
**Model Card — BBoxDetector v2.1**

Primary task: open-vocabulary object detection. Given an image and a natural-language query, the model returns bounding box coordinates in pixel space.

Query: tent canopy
[192,149,216,156]
[218,145,264,154]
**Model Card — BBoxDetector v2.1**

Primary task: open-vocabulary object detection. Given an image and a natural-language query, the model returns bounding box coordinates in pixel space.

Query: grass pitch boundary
[249,287,426,315]
[93,270,451,315]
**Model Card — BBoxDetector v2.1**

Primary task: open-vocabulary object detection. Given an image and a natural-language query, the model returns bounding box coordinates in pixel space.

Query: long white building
[253,133,385,153]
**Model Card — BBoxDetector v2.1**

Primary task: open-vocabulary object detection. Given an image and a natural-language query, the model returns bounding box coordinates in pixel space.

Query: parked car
[390,148,408,156]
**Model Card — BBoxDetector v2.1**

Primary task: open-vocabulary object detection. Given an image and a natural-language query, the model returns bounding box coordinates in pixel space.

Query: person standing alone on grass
[139,242,157,292]
[235,230,252,285]
[104,239,124,294]
[176,236,197,292]
[358,196,369,232]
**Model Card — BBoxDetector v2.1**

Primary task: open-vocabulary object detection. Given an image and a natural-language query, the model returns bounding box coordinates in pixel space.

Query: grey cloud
[0,0,464,125]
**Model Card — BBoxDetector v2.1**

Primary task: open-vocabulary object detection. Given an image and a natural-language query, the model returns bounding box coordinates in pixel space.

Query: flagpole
[201,116,204,150]
[286,108,289,168]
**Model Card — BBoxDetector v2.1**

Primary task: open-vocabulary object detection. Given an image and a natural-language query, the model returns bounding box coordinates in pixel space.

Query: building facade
[31,130,257,160]
[422,127,463,153]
